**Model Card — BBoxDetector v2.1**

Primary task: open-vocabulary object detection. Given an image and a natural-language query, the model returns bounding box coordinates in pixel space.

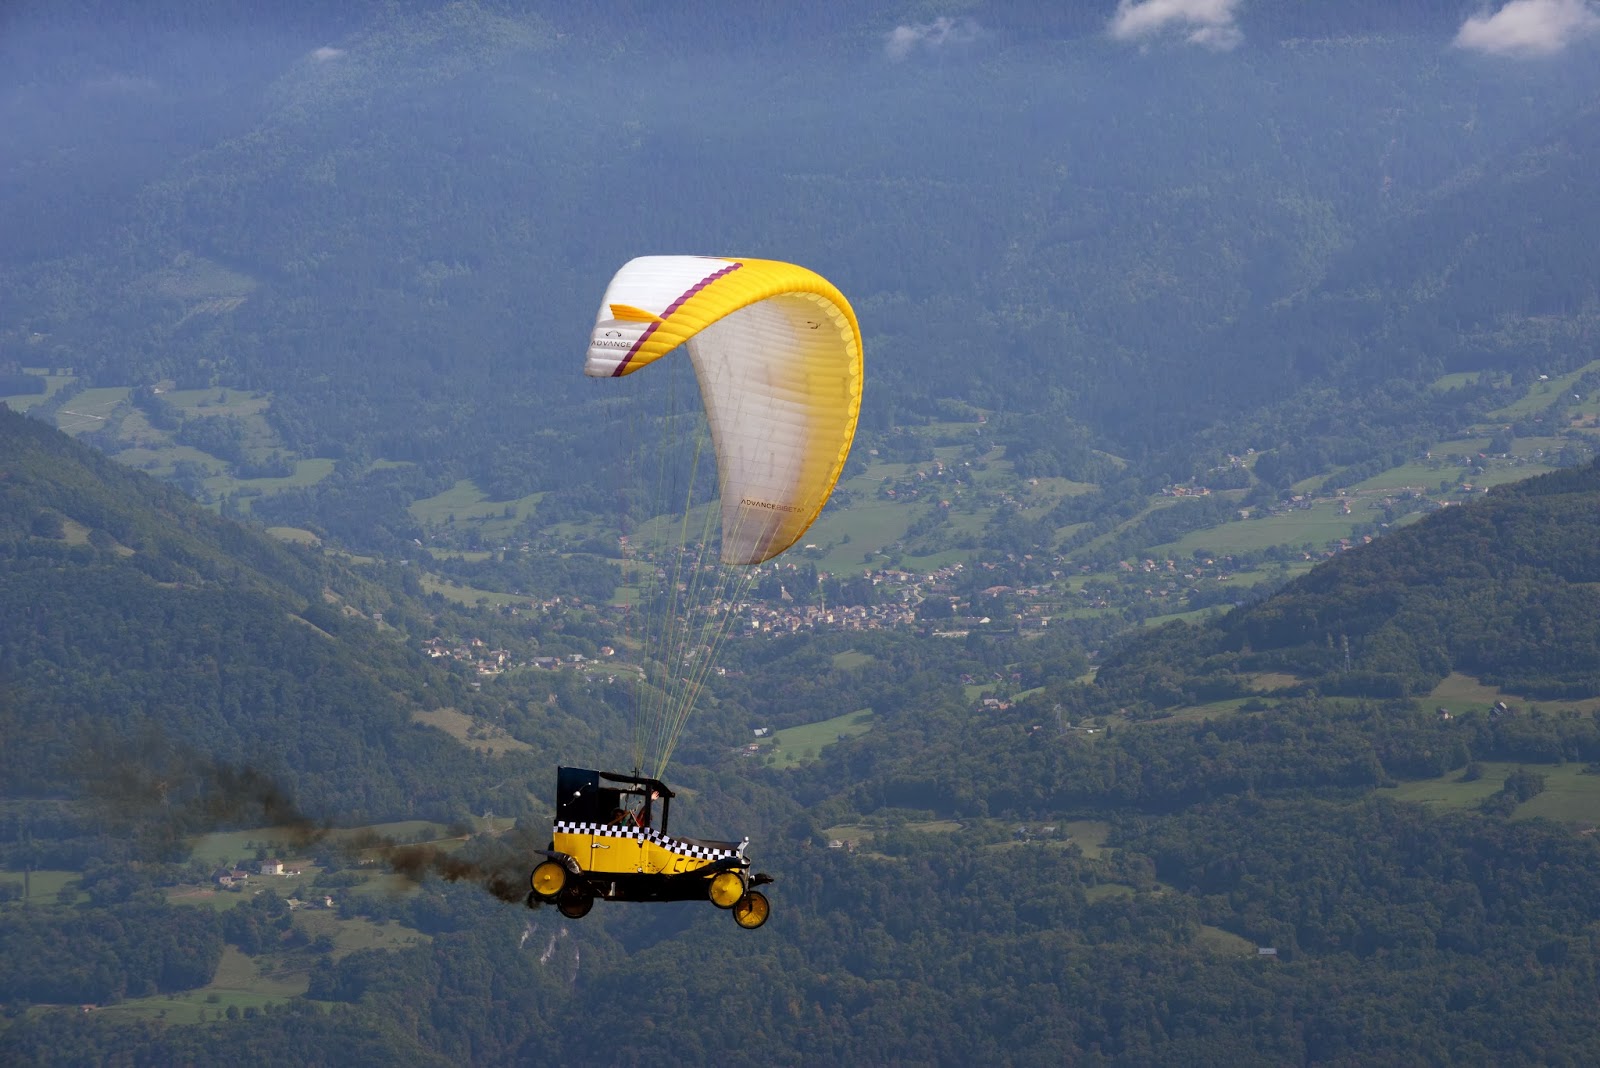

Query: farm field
[1429,371,1489,392]
[92,946,309,1026]
[93,905,433,1025]
[1246,672,1306,692]
[1487,359,1600,420]
[1085,883,1135,902]
[413,706,533,754]
[1428,673,1600,716]
[409,479,543,530]
[1514,765,1600,825]
[1195,924,1258,956]
[0,370,77,412]
[418,573,535,608]
[1463,463,1560,489]
[266,526,321,545]
[0,869,80,905]
[1155,502,1367,557]
[205,458,337,501]
[761,708,874,769]
[52,386,131,434]
[1061,820,1111,859]
[112,442,228,477]
[1383,761,1600,825]
[161,387,270,418]
[805,499,917,575]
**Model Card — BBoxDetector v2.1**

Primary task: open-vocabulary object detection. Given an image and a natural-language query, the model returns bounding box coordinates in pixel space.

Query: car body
[528,766,771,928]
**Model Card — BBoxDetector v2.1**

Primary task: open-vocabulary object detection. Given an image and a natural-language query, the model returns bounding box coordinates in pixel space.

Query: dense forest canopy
[1095,461,1600,710]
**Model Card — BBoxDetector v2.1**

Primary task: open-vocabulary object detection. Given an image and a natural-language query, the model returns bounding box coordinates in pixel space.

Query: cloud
[884,16,981,61]
[311,45,346,62]
[1108,0,1245,51]
[1455,0,1600,56]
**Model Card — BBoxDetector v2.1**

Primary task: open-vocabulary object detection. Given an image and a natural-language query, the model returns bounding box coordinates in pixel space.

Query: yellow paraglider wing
[586,256,863,564]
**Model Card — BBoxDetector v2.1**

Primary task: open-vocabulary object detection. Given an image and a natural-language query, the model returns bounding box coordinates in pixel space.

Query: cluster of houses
[738,597,918,635]
[421,635,613,676]
[875,459,963,505]
[1436,700,1518,722]
[422,636,515,674]
[211,858,306,888]
[210,859,336,908]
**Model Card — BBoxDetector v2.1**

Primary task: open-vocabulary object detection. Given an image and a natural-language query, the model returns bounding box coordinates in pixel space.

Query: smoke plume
[80,740,531,905]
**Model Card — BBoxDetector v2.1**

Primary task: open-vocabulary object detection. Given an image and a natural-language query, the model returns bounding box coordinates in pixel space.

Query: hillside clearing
[413,707,533,754]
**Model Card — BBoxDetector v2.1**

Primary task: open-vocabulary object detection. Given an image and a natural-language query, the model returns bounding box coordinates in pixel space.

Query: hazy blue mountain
[4,0,1598,538]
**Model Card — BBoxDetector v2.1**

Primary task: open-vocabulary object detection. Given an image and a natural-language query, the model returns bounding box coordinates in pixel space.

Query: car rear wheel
[557,886,594,919]
[531,860,567,901]
[731,890,770,930]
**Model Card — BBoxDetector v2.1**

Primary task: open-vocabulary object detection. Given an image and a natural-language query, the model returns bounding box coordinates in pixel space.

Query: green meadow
[207,459,338,503]
[418,574,535,608]
[0,370,77,412]
[1429,672,1600,716]
[804,500,917,574]
[408,479,543,529]
[52,387,131,434]
[1487,359,1600,420]
[761,708,874,769]
[1383,761,1600,825]
[95,946,308,1025]
[1156,502,1367,557]
[0,869,80,906]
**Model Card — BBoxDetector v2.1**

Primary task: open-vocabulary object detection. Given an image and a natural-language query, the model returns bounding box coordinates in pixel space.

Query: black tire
[557,886,594,920]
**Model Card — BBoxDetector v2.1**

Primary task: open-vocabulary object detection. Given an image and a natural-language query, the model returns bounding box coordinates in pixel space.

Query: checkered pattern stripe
[554,821,739,861]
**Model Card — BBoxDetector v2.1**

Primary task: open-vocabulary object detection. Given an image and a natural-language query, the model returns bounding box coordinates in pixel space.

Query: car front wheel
[731,890,770,930]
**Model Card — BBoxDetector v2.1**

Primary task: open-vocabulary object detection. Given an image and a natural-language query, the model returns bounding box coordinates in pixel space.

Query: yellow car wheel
[732,890,770,930]
[709,870,745,909]
[531,860,567,901]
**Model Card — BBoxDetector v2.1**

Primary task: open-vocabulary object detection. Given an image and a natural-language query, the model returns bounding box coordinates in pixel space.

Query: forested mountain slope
[6,416,1600,1064]
[1096,459,1600,709]
[0,403,543,820]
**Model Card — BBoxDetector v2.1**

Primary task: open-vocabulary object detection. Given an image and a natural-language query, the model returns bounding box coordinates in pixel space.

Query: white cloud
[1108,0,1245,51]
[311,46,346,62]
[884,16,981,62]
[1455,0,1600,56]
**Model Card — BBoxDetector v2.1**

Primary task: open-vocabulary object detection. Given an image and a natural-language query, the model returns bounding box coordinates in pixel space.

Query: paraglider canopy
[586,255,863,565]
[584,254,863,780]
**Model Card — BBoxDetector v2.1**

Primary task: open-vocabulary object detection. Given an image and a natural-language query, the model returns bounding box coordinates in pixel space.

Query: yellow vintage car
[527,767,771,929]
